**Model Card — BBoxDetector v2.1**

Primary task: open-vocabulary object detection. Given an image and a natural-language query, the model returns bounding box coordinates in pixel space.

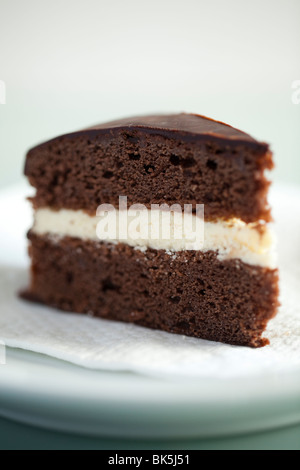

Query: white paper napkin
[0,183,299,379]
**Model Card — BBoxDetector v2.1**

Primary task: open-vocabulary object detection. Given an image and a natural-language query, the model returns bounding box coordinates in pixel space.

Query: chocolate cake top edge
[26,113,270,155]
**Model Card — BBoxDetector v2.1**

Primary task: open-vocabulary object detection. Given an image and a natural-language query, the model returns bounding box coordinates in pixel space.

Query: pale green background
[0,0,300,450]
[0,0,300,189]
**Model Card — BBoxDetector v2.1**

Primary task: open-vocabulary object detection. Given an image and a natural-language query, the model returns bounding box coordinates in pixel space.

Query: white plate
[1,347,300,439]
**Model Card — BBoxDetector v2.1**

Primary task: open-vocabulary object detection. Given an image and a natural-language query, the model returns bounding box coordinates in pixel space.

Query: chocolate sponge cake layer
[23,232,279,348]
[25,114,273,223]
[23,114,279,348]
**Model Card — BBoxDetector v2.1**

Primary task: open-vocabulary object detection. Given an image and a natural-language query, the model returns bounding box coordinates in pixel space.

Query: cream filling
[32,208,277,268]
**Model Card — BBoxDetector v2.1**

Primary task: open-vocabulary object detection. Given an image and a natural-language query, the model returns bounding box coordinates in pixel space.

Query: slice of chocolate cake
[22,113,279,348]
